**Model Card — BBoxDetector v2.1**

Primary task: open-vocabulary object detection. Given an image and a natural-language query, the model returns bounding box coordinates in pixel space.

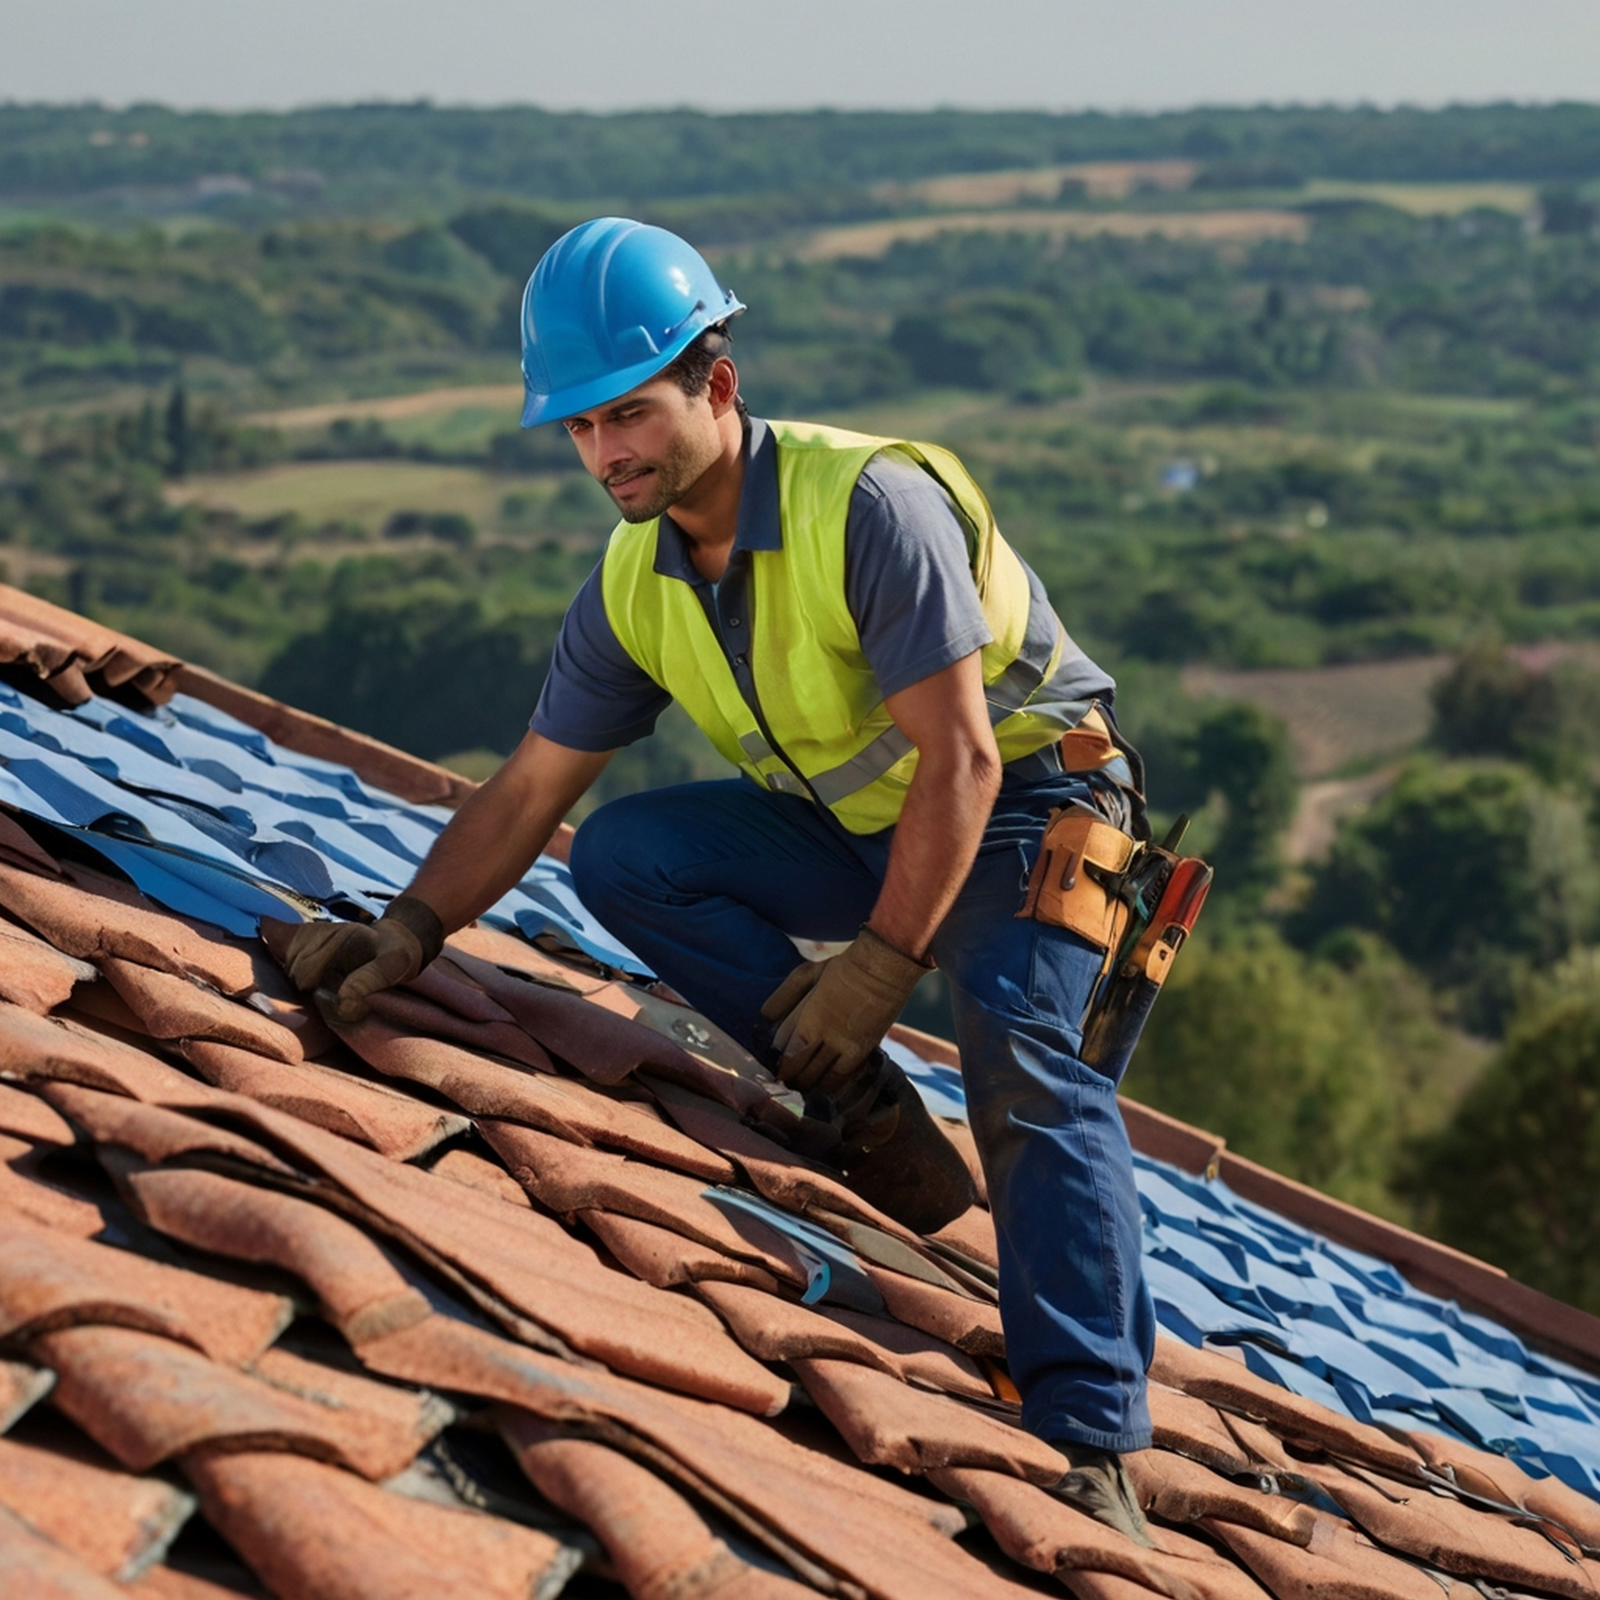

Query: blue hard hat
[519,217,745,427]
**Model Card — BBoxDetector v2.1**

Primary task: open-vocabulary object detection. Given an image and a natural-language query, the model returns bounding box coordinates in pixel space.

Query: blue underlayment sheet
[2,679,1596,1499]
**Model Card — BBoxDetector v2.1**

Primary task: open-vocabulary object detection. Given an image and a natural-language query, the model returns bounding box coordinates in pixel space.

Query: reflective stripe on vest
[601,420,1094,834]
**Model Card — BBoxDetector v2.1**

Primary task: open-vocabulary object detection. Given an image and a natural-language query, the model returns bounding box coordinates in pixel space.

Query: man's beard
[605,429,718,523]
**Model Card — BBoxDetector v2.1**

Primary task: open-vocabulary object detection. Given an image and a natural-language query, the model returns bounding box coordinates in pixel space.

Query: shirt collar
[653,415,782,583]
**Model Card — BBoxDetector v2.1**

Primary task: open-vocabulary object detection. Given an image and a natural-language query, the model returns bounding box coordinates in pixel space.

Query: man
[286,217,1156,1541]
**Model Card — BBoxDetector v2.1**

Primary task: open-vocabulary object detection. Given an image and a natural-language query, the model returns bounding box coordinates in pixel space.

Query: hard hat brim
[519,300,745,429]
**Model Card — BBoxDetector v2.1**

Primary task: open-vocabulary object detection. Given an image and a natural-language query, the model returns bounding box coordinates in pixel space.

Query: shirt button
[735,654,748,666]
[729,618,741,627]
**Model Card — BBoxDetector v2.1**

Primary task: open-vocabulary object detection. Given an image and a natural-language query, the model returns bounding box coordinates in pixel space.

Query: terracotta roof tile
[0,1359,55,1433]
[0,1429,195,1580]
[0,1085,75,1147]
[427,1146,536,1208]
[1148,1339,1427,1483]
[1304,1460,1599,1598]
[248,1346,452,1448]
[338,1014,735,1179]
[790,1356,1070,1481]
[0,1002,231,1103]
[0,584,182,705]
[0,1133,114,1237]
[0,812,67,878]
[0,920,91,1014]
[181,1447,578,1600]
[0,1501,132,1599]
[1216,1413,1299,1479]
[1124,1450,1318,1544]
[580,1208,789,1294]
[509,1426,818,1597]
[863,1260,1008,1357]
[109,1158,432,1345]
[179,1038,468,1161]
[99,960,304,1064]
[125,1566,258,1600]
[929,1199,999,1270]
[0,865,254,995]
[363,987,557,1073]
[1148,1383,1255,1476]
[695,1279,992,1398]
[0,1210,291,1363]
[125,1091,792,1411]
[932,1464,1276,1600]
[1206,1510,1475,1600]
[34,1325,439,1478]
[481,1118,802,1275]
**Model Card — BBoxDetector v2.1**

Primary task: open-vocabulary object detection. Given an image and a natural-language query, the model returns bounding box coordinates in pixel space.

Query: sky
[5,0,1598,114]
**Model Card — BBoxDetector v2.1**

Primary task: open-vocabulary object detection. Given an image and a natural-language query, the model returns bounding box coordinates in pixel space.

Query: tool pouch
[1080,855,1212,1080]
[1016,803,1138,955]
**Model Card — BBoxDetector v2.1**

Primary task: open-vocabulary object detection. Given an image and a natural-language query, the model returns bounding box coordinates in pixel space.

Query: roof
[0,579,1597,1599]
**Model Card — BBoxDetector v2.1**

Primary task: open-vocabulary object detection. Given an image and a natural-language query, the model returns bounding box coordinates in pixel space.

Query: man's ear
[707,355,741,416]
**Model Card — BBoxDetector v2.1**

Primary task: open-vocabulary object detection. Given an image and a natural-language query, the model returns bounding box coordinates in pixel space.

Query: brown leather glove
[283,895,444,1023]
[760,926,930,1097]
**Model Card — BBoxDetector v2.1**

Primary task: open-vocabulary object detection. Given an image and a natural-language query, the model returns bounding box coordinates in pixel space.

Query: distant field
[1182,655,1452,778]
[246,384,523,430]
[168,459,527,533]
[798,207,1307,260]
[879,159,1198,210]
[1300,179,1538,216]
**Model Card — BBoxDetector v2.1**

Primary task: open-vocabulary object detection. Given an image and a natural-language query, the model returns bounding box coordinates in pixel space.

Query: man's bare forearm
[404,732,612,935]
[866,739,1000,960]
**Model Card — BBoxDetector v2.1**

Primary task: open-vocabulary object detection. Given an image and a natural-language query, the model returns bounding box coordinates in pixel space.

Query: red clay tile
[440,921,607,994]
[141,1092,793,1412]
[0,1002,224,1104]
[125,1567,255,1600]
[180,1038,467,1161]
[1404,1429,1600,1553]
[1304,1460,1597,1599]
[864,1261,1008,1357]
[362,988,556,1073]
[428,1147,535,1208]
[932,1464,1268,1600]
[0,920,90,1014]
[42,1083,295,1177]
[404,956,519,1025]
[0,1133,111,1237]
[0,1206,291,1363]
[1124,1450,1317,1544]
[480,1119,805,1280]
[249,1346,452,1448]
[0,813,65,878]
[0,583,181,704]
[100,960,303,1064]
[0,865,253,995]
[510,1426,817,1598]
[695,1280,991,1398]
[181,1446,576,1600]
[1148,1384,1254,1477]
[339,1016,735,1179]
[790,1356,1069,1482]
[1216,1413,1299,1478]
[35,1325,437,1479]
[1206,1510,1475,1600]
[111,1158,432,1345]
[930,1201,999,1270]
[0,1431,194,1580]
[1148,1339,1425,1483]
[0,1085,74,1147]
[580,1209,788,1295]
[0,1501,132,1599]
[0,1359,54,1432]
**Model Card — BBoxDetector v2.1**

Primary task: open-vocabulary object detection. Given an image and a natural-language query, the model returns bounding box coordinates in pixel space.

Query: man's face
[561,376,722,524]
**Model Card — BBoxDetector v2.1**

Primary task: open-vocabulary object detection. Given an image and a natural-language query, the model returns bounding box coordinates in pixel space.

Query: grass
[797,207,1308,260]
[876,159,1199,209]
[245,383,524,431]
[1300,179,1538,216]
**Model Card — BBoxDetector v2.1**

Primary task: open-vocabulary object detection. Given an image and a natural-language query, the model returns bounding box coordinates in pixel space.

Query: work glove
[760,926,930,1097]
[283,895,444,1023]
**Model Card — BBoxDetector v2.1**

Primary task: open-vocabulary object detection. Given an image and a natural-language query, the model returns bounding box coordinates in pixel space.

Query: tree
[163,382,188,479]
[1410,982,1600,1314]
[1190,702,1296,908]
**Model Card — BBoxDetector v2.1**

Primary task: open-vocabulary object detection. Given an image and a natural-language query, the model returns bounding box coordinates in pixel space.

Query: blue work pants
[568,772,1155,1452]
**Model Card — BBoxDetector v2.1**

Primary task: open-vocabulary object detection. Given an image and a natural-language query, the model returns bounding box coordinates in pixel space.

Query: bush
[1409,981,1600,1312]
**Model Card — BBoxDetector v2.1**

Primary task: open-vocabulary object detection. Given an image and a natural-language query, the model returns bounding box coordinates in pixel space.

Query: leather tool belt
[1017,801,1212,1080]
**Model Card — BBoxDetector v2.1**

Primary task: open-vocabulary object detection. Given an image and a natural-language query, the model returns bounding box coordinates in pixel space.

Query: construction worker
[285,218,1156,1541]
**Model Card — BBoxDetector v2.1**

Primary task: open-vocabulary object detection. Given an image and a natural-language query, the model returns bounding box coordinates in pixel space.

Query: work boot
[1049,1445,1154,1547]
[825,1051,976,1235]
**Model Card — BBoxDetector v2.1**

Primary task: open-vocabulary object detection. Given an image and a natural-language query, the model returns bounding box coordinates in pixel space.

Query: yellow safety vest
[601,419,1093,834]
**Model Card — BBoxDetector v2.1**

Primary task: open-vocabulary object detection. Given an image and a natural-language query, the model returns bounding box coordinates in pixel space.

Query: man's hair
[661,323,748,418]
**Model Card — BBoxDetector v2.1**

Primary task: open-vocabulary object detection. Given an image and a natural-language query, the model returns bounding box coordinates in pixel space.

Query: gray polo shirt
[530,416,1113,755]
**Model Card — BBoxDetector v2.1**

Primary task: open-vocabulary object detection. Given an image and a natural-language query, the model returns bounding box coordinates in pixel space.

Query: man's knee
[567,792,654,907]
